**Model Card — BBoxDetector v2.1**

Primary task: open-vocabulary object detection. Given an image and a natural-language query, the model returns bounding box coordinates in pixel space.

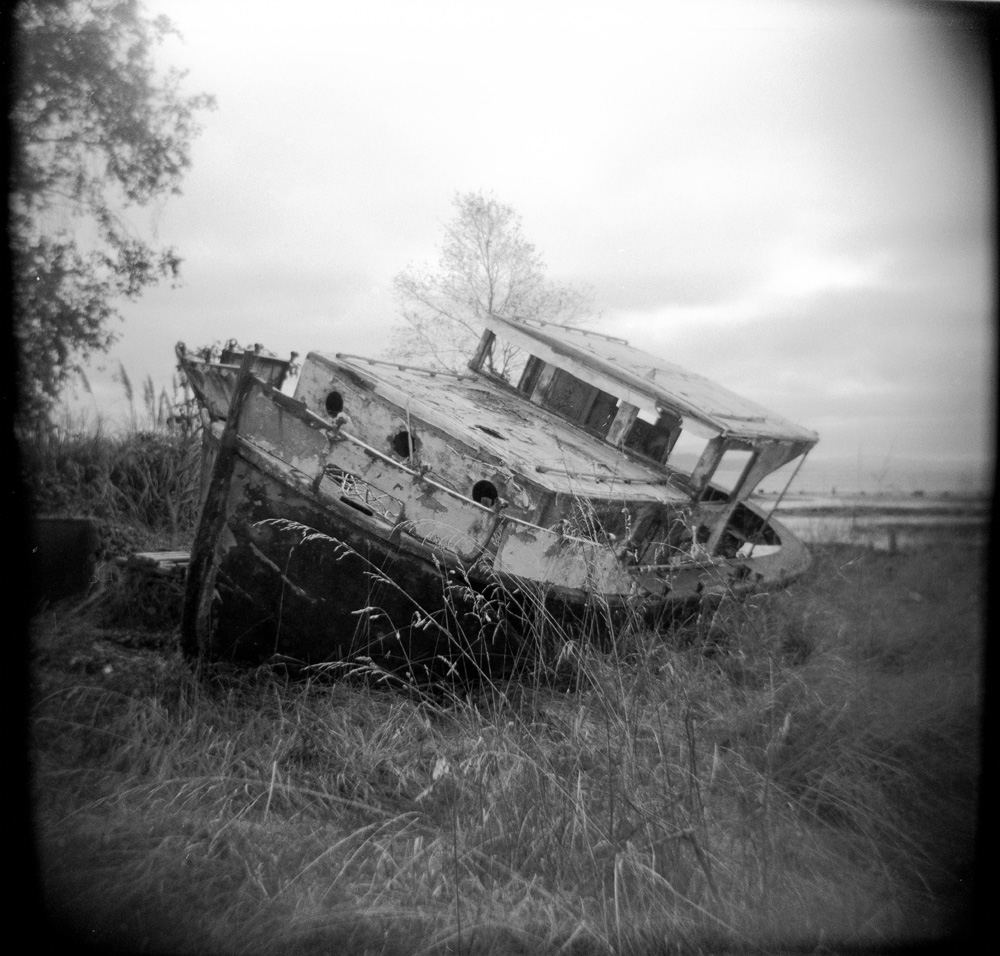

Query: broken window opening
[624,408,681,463]
[472,480,499,506]
[498,345,531,385]
[664,429,711,477]
[325,390,344,417]
[711,449,756,497]
[728,502,778,546]
[390,429,418,460]
[527,365,619,438]
[546,368,596,421]
[584,390,619,438]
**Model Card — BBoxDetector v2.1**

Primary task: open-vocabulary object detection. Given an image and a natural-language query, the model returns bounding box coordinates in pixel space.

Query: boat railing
[334,353,475,381]
[314,424,722,571]
[234,379,719,589]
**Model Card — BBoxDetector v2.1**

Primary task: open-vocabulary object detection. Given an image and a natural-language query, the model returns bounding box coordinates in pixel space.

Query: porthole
[472,479,499,506]
[390,429,418,459]
[325,390,344,417]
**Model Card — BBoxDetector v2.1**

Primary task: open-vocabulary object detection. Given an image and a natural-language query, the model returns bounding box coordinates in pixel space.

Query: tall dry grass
[19,368,202,555]
[30,534,982,954]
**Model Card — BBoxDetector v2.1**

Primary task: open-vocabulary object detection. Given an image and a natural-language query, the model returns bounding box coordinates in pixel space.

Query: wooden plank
[131,551,190,563]
[182,350,259,659]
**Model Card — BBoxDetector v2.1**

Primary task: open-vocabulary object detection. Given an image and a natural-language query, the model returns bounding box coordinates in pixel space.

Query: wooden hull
[186,444,529,679]
[183,360,813,679]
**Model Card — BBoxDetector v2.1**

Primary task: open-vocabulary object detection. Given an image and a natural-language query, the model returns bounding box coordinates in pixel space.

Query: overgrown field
[26,428,983,954]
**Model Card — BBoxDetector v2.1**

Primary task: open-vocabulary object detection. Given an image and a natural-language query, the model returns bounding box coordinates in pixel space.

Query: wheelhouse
[290,314,817,569]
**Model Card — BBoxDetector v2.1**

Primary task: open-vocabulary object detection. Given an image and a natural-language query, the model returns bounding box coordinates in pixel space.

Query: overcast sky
[72,0,994,493]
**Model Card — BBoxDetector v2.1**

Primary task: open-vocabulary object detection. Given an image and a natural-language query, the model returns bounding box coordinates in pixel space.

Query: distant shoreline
[771,504,989,519]
[751,491,990,520]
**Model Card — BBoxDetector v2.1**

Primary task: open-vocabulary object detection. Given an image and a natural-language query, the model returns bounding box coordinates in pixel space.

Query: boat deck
[318,353,692,504]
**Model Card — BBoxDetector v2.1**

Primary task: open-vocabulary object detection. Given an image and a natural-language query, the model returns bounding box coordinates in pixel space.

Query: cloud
[57,0,992,493]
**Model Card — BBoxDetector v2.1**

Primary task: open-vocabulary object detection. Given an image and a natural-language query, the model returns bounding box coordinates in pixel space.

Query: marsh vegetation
[26,422,982,954]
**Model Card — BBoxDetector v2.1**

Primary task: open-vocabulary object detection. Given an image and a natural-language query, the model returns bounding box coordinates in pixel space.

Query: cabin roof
[484,314,819,445]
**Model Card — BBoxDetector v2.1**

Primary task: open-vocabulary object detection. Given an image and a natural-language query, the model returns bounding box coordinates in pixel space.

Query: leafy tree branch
[11,0,214,427]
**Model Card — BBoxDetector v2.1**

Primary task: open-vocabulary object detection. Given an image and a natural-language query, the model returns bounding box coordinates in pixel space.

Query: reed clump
[29,528,982,954]
[19,371,202,558]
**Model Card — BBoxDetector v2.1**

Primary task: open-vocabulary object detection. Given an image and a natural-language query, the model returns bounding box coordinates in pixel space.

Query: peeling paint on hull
[198,452,525,679]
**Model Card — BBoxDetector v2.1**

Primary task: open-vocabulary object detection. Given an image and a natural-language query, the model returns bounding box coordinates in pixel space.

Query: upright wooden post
[468,329,496,372]
[181,350,258,660]
[606,402,639,447]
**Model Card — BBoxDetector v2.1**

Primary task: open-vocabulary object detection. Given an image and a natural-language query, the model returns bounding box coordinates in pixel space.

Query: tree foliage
[11,0,214,427]
[392,192,596,378]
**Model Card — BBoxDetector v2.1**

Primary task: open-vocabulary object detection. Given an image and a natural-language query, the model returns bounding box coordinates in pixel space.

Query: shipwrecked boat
[177,316,818,680]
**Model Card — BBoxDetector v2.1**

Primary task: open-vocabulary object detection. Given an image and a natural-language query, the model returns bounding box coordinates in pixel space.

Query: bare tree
[392,191,596,379]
